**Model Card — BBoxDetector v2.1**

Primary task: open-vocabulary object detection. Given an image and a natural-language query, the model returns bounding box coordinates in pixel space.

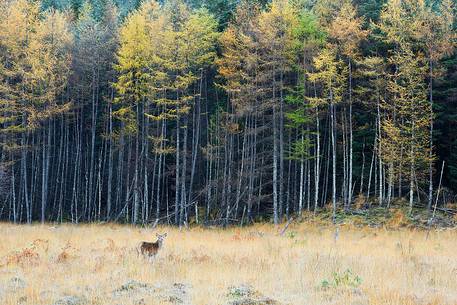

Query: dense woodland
[0,0,456,225]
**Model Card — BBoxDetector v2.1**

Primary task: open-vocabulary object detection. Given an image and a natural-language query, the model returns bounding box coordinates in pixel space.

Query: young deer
[137,233,167,261]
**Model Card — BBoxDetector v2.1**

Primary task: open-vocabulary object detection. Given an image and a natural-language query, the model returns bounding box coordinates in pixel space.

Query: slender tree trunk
[377,91,383,205]
[106,88,114,220]
[342,110,348,209]
[427,61,434,211]
[279,71,285,219]
[330,96,337,223]
[175,112,181,225]
[133,103,140,224]
[180,115,188,226]
[348,60,353,209]
[314,106,320,212]
[21,117,30,223]
[156,118,166,224]
[188,71,204,217]
[272,104,279,225]
[409,123,416,215]
[359,143,365,196]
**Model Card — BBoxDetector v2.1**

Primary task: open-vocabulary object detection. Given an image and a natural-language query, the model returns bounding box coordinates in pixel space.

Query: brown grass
[0,222,456,305]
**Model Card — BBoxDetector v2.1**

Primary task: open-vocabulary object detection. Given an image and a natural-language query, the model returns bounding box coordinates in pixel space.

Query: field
[0,222,456,305]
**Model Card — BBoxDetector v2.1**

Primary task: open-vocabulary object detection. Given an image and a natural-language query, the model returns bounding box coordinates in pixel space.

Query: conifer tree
[308,47,347,222]
[415,0,456,210]
[328,1,368,209]
[379,0,432,211]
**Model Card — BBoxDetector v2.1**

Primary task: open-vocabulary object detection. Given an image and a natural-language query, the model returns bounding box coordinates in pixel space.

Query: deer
[137,233,167,261]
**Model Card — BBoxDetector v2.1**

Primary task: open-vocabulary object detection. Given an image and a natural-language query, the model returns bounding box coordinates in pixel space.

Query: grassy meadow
[0,220,456,305]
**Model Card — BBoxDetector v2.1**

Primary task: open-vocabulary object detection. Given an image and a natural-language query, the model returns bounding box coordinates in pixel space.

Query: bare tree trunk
[21,116,30,223]
[180,115,188,226]
[314,106,320,212]
[116,132,125,218]
[409,123,416,215]
[106,88,114,220]
[133,103,140,224]
[175,112,181,225]
[330,97,337,223]
[11,159,16,223]
[348,60,354,209]
[427,61,434,211]
[142,101,149,223]
[188,71,204,215]
[387,163,393,207]
[235,116,248,217]
[247,115,257,222]
[41,123,51,224]
[342,110,348,209]
[359,143,365,196]
[378,97,383,206]
[272,105,279,225]
[279,71,285,220]
[156,118,166,224]
[125,136,132,222]
[88,70,97,219]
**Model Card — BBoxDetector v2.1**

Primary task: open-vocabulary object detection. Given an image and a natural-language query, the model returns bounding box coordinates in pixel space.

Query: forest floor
[1,210,457,305]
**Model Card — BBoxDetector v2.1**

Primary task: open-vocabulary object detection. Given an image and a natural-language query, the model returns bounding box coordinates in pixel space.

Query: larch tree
[72,0,118,221]
[0,0,41,222]
[115,0,218,225]
[287,10,325,214]
[328,1,368,209]
[217,1,262,224]
[256,0,299,224]
[308,47,347,222]
[114,0,157,223]
[384,48,430,213]
[27,9,73,223]
[379,0,432,212]
[0,1,72,223]
[415,0,456,211]
[355,56,387,203]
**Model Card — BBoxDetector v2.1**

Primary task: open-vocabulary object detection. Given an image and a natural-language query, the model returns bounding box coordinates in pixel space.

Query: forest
[0,0,456,226]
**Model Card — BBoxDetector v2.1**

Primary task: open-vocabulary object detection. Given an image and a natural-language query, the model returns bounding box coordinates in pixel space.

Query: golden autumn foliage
[0,0,72,134]
[114,0,218,130]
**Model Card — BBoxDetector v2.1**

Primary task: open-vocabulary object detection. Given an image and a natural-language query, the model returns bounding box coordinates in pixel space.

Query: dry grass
[0,222,456,305]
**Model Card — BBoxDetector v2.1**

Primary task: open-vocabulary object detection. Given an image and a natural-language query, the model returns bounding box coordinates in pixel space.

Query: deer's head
[156,233,167,246]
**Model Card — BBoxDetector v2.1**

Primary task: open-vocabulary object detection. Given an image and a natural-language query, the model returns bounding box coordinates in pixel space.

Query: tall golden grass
[0,222,456,305]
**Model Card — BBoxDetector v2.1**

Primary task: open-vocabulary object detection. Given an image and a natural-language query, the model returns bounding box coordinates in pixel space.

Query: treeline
[0,0,456,225]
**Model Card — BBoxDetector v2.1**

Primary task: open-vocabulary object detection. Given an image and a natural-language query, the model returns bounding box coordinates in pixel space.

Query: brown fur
[137,233,167,259]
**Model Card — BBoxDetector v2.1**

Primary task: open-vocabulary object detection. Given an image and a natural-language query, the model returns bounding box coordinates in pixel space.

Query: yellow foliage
[308,47,347,106]
[0,1,72,132]
[328,1,368,58]
[114,0,218,134]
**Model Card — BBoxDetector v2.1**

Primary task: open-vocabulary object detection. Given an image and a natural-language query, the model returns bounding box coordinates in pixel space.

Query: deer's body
[137,233,167,260]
